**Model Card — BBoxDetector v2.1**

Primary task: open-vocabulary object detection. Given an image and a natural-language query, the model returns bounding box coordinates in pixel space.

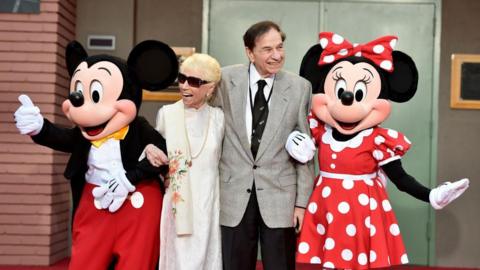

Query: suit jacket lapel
[255,70,290,160]
[229,66,254,161]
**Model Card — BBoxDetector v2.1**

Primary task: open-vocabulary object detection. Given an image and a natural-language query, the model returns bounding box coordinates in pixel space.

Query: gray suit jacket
[213,64,314,228]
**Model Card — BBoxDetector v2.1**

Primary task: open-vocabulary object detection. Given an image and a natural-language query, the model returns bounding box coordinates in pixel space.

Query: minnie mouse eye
[90,80,103,103]
[354,81,367,102]
[335,79,347,99]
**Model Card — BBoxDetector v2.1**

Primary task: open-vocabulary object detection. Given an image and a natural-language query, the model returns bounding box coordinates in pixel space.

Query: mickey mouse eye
[74,81,83,94]
[335,79,347,99]
[90,80,103,103]
[354,81,367,102]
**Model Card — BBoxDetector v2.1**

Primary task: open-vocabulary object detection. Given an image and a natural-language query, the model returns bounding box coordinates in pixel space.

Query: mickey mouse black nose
[340,91,354,106]
[69,92,84,107]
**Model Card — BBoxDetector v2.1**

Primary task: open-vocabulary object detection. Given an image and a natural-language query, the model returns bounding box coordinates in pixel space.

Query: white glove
[285,130,316,163]
[14,95,44,136]
[429,178,469,210]
[92,171,136,213]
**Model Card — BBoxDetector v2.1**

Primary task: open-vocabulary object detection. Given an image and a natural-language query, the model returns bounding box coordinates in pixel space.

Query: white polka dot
[309,118,318,128]
[323,262,335,268]
[380,60,393,70]
[374,135,385,145]
[338,201,350,214]
[364,178,374,186]
[370,250,377,262]
[322,186,331,198]
[326,212,334,224]
[358,194,369,206]
[342,179,354,190]
[320,38,329,49]
[310,256,321,264]
[346,224,356,236]
[373,45,385,54]
[308,202,318,214]
[324,54,335,63]
[372,150,384,160]
[377,180,383,188]
[390,39,397,49]
[370,198,378,210]
[387,129,398,138]
[298,242,310,254]
[355,51,362,57]
[370,224,376,236]
[317,223,326,235]
[332,34,344,44]
[316,177,323,187]
[331,153,337,159]
[353,43,359,47]
[382,200,392,212]
[338,48,348,56]
[390,224,400,236]
[341,249,353,261]
[358,253,368,265]
[365,216,371,228]
[324,238,335,250]
[404,136,411,145]
[401,254,409,264]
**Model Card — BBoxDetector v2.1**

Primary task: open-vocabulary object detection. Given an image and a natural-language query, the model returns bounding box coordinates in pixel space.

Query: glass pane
[0,0,40,14]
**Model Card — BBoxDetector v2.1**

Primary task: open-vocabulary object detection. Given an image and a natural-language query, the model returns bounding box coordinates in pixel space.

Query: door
[208,0,438,265]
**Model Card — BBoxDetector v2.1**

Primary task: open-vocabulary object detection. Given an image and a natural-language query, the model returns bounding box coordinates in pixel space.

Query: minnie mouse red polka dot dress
[296,112,411,269]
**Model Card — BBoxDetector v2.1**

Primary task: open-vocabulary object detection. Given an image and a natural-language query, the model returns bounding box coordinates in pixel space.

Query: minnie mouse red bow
[317,32,398,72]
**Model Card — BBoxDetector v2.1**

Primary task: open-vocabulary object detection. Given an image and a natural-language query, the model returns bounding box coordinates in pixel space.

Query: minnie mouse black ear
[299,44,330,94]
[387,51,418,103]
[127,40,179,91]
[66,41,88,77]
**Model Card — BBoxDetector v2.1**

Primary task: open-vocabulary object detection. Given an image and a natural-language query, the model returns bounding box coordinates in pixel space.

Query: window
[0,0,40,14]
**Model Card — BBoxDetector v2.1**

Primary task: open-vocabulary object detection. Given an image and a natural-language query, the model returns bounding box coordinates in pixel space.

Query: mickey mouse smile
[83,121,108,136]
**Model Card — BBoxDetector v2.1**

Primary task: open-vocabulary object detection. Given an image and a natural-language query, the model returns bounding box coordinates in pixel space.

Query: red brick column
[0,0,76,266]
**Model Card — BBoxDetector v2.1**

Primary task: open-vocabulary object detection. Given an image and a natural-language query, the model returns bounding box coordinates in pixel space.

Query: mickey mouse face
[316,60,391,135]
[63,61,136,141]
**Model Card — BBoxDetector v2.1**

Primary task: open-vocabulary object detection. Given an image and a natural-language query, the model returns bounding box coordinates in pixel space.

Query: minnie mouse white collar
[322,124,373,152]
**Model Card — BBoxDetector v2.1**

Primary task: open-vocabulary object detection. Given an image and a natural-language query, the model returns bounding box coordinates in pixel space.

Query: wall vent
[87,35,116,50]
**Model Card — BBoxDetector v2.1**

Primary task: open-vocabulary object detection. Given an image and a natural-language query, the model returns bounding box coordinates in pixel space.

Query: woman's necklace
[185,105,211,160]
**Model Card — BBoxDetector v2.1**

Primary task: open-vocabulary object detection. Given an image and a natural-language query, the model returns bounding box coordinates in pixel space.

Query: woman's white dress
[157,103,224,270]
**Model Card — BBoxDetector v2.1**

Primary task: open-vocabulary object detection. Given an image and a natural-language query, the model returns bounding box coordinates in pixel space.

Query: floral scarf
[163,100,193,235]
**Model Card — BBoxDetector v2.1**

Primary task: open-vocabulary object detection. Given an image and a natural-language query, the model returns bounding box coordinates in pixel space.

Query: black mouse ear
[386,51,418,103]
[66,41,88,77]
[299,44,330,94]
[127,40,179,91]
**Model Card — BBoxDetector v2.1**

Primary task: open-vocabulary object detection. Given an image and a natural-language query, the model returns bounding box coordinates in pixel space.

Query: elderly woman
[146,53,223,270]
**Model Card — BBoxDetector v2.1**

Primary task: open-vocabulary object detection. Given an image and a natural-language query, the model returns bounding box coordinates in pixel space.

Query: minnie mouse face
[62,40,178,141]
[313,60,391,135]
[301,32,418,136]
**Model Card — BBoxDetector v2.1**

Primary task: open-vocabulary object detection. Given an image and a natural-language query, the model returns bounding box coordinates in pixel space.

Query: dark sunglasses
[178,73,210,88]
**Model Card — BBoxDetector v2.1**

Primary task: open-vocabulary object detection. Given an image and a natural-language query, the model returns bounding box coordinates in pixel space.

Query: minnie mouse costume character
[286,32,469,269]
[14,40,178,270]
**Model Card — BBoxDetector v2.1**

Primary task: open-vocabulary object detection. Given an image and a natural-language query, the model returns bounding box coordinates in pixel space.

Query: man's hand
[430,178,469,210]
[293,207,305,233]
[14,95,44,136]
[145,144,169,167]
[285,131,316,163]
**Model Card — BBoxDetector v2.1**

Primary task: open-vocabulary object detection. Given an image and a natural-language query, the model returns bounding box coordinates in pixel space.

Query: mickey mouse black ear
[299,44,330,94]
[127,40,179,91]
[387,51,418,103]
[66,41,88,77]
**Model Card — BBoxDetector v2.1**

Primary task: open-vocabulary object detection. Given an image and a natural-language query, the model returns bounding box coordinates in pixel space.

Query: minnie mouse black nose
[69,92,84,107]
[340,91,354,106]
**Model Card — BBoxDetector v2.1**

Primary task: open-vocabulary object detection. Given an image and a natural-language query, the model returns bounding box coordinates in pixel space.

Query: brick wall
[0,0,76,266]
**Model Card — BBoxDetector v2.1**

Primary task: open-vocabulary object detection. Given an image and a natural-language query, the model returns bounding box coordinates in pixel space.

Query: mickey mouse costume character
[286,32,470,269]
[14,40,178,270]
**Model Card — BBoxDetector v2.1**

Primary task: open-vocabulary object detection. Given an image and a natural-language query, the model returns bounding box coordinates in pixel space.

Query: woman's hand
[145,144,169,167]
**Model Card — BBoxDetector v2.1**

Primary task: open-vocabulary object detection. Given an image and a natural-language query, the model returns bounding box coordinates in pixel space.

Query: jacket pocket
[277,173,296,187]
